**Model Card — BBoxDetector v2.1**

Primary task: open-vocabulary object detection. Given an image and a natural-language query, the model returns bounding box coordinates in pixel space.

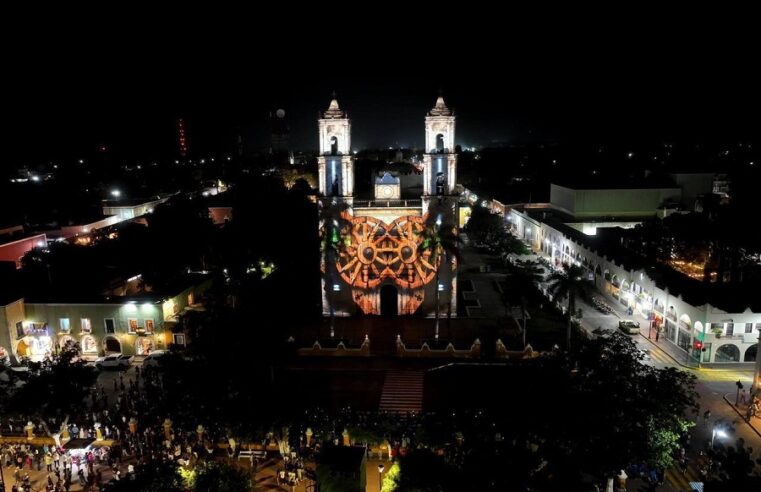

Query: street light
[378,463,385,491]
[711,427,727,448]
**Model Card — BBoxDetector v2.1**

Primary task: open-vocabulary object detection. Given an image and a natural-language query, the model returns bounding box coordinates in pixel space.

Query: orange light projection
[336,215,438,290]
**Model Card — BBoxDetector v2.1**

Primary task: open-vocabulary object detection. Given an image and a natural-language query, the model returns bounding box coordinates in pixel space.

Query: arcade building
[318,96,459,318]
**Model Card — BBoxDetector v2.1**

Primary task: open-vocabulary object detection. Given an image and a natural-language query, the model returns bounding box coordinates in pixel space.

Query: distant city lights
[111,189,121,197]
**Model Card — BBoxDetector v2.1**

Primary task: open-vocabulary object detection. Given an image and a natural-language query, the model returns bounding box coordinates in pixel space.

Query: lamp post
[378,463,385,492]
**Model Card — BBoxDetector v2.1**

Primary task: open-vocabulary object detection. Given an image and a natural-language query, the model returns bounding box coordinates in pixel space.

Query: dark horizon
[4,63,760,165]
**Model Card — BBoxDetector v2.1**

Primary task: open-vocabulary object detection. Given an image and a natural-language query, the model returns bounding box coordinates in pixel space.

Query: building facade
[0,278,211,364]
[319,96,458,317]
[508,207,760,365]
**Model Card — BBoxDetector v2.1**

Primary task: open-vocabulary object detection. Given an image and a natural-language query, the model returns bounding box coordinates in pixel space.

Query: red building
[0,233,47,268]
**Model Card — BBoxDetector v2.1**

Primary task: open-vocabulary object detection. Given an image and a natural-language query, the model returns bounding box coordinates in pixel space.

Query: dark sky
[4,40,759,165]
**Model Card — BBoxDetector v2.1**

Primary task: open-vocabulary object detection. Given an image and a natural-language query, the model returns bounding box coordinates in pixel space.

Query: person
[703,409,711,425]
[740,388,748,405]
[655,326,661,341]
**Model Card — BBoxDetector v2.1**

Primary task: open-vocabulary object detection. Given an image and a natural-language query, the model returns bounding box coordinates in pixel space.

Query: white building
[508,206,760,365]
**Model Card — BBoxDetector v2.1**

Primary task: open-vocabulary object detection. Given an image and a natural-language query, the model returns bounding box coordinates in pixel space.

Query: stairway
[379,370,424,413]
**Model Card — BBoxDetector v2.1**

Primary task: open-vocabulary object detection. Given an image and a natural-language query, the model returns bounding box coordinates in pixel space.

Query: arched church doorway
[380,285,398,316]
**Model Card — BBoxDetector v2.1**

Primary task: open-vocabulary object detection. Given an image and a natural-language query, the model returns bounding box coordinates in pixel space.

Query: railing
[666,311,677,322]
[353,199,422,208]
[654,303,664,313]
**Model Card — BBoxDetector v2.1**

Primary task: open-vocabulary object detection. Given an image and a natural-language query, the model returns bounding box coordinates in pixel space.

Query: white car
[618,320,641,335]
[94,354,133,370]
[141,350,167,368]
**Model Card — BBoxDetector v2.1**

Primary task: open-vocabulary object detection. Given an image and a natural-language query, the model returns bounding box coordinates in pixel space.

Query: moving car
[94,354,133,370]
[141,350,167,368]
[618,320,640,335]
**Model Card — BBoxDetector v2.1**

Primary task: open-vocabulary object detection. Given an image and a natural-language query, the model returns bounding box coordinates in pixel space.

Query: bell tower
[422,96,457,199]
[317,96,354,198]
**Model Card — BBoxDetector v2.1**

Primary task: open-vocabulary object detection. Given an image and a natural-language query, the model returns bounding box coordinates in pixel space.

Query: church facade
[318,96,459,317]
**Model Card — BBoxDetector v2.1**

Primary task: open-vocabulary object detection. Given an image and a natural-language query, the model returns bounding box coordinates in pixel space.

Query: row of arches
[716,343,757,362]
[14,335,156,359]
[543,230,760,364]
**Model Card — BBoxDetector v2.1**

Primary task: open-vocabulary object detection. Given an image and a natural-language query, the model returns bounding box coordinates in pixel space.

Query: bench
[238,450,254,464]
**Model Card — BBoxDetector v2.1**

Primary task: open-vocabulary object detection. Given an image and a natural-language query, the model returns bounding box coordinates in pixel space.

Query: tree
[559,331,699,480]
[418,215,460,340]
[193,462,254,492]
[103,461,184,492]
[382,451,457,491]
[7,341,97,419]
[504,260,544,347]
[546,264,590,349]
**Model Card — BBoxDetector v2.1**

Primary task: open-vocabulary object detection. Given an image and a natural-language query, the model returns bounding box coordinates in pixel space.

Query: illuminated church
[319,96,459,317]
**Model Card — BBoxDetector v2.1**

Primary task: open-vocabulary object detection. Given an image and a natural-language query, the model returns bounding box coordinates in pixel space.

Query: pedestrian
[740,388,747,405]
[655,327,660,341]
[703,409,711,425]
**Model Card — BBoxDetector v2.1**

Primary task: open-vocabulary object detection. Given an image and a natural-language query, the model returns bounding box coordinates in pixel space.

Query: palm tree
[418,215,460,340]
[546,264,590,349]
[504,260,544,348]
[318,200,351,338]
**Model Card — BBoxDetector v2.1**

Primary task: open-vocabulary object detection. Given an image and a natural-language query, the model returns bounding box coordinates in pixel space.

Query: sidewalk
[722,393,761,439]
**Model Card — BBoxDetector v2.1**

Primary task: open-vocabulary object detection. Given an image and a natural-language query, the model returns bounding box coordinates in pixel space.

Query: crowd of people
[1,364,235,491]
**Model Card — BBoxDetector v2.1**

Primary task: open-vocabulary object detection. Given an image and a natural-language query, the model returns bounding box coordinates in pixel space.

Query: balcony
[666,311,677,322]
[654,304,664,313]
[353,199,422,208]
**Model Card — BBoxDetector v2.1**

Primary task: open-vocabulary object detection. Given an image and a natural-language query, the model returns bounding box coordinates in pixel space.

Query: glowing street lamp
[111,189,121,198]
[711,426,727,447]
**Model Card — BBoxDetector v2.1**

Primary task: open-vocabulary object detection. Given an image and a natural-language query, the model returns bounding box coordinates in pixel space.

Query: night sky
[5,46,759,165]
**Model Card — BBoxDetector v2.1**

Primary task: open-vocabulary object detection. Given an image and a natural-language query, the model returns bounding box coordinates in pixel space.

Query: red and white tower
[177,118,188,157]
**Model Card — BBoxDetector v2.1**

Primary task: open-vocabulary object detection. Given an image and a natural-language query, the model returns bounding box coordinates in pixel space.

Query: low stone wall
[395,336,481,358]
[495,339,539,359]
[296,336,371,356]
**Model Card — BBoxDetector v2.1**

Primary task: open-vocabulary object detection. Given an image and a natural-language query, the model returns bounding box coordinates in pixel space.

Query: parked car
[94,354,133,370]
[141,350,167,368]
[618,320,641,335]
